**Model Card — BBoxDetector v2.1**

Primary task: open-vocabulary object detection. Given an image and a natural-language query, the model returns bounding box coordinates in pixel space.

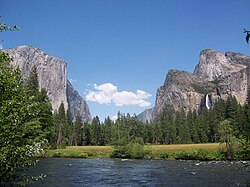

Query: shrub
[174,149,224,161]
[111,145,129,158]
[111,142,145,159]
[126,143,145,159]
[160,152,169,159]
[52,152,62,157]
[79,153,89,158]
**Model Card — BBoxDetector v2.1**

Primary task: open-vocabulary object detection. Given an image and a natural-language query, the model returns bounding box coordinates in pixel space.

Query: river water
[28,158,249,187]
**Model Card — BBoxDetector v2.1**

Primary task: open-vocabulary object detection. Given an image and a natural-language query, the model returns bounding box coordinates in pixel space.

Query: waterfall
[205,94,212,109]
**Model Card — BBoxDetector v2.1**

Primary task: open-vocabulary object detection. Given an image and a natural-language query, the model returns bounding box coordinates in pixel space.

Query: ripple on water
[28,159,250,187]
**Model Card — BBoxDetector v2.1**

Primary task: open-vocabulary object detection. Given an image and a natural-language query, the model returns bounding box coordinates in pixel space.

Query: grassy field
[46,146,114,158]
[145,143,221,153]
[46,143,223,159]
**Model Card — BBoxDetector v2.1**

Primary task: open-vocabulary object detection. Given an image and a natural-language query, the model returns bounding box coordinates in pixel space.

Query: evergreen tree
[244,103,250,143]
[200,108,213,142]
[218,119,235,160]
[82,122,91,145]
[74,113,83,145]
[103,117,113,145]
[98,125,106,146]
[90,116,101,145]
[25,67,53,142]
[211,99,227,142]
[111,112,123,145]
[65,110,73,145]
[195,114,209,143]
[128,116,144,140]
[241,100,250,159]
[213,99,226,122]
[152,122,162,144]
[178,122,191,144]
[186,110,200,143]
[175,109,186,142]
[55,102,67,148]
[25,66,39,97]
[67,124,75,146]
[158,106,176,144]
[225,96,238,120]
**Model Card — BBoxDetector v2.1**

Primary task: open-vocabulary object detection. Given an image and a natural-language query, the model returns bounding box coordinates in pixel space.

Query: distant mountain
[137,107,154,123]
[4,46,91,122]
[138,49,250,122]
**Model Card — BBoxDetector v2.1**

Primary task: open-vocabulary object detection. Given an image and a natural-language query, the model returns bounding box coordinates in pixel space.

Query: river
[28,158,249,187]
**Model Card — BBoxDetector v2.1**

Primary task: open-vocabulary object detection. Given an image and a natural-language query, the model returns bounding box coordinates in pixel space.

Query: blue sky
[1,0,250,121]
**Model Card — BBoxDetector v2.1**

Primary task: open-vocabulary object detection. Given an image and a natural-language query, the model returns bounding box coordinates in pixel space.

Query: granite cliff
[139,49,250,122]
[137,108,154,123]
[4,46,91,122]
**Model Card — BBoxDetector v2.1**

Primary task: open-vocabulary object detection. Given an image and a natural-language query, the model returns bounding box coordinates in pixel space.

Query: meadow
[45,143,224,160]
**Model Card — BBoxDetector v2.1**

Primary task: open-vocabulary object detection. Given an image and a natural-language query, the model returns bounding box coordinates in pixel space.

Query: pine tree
[25,66,39,97]
[82,122,91,145]
[187,110,200,143]
[25,67,53,142]
[174,109,186,144]
[143,123,154,144]
[198,108,213,142]
[158,106,176,144]
[178,122,191,144]
[244,103,250,143]
[90,116,101,145]
[225,96,247,137]
[67,124,75,146]
[152,122,162,144]
[55,102,67,148]
[111,112,122,145]
[195,114,209,143]
[74,113,83,145]
[103,117,113,145]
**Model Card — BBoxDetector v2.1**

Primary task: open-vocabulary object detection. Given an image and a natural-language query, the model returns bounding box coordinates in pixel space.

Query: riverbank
[45,143,227,160]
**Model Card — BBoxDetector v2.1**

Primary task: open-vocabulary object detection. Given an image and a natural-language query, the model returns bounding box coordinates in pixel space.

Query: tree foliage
[0,51,44,185]
[45,92,250,160]
[0,17,19,32]
[218,119,235,160]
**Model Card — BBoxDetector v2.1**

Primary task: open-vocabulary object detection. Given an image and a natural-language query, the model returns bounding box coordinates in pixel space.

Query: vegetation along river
[28,158,250,187]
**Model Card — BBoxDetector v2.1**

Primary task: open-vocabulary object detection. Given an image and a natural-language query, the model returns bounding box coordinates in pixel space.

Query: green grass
[46,146,114,158]
[145,143,221,153]
[45,143,223,160]
[144,143,224,160]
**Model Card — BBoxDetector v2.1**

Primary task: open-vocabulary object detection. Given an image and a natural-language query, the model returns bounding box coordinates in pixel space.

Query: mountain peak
[150,48,250,121]
[194,49,246,81]
[5,46,91,122]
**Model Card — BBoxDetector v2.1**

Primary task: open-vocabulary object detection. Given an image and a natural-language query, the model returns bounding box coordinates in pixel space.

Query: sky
[1,0,250,121]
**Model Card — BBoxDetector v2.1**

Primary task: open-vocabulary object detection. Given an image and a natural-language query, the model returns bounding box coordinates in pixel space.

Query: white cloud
[85,83,152,107]
[94,83,117,94]
[113,90,151,107]
[0,43,3,50]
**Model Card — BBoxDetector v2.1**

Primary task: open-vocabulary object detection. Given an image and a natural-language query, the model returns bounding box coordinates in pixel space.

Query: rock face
[137,107,154,123]
[193,49,248,106]
[4,46,91,122]
[152,70,205,119]
[193,49,246,81]
[67,81,91,122]
[150,49,250,121]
